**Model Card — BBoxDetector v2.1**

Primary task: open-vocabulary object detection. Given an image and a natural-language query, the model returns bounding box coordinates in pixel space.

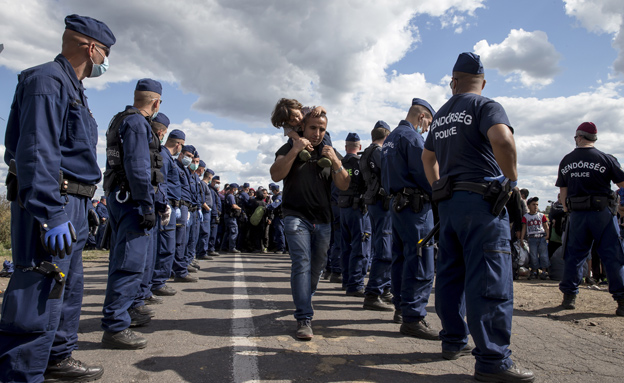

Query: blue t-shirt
[424,93,512,183]
[555,147,624,197]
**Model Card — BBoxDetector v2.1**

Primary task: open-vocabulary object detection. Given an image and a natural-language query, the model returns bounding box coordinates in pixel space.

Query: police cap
[206,168,215,176]
[411,98,436,117]
[182,145,195,154]
[198,160,206,168]
[345,132,360,142]
[65,14,116,48]
[576,122,598,141]
[193,150,200,159]
[168,129,185,140]
[152,113,170,128]
[453,52,484,75]
[230,183,240,189]
[243,182,250,188]
[269,183,279,190]
[136,79,162,95]
[374,120,390,131]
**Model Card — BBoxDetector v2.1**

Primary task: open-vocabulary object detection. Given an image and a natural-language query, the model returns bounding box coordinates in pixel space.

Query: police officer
[422,52,534,382]
[196,162,214,260]
[95,196,109,248]
[101,78,163,350]
[208,174,222,256]
[557,122,624,315]
[361,121,394,311]
[381,99,439,340]
[86,199,100,250]
[152,128,185,297]
[267,183,286,253]
[171,145,199,283]
[185,151,203,271]
[224,183,242,252]
[338,133,368,296]
[0,14,115,382]
[237,183,251,251]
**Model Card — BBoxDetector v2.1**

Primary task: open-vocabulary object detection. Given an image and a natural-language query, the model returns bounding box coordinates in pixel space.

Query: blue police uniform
[362,140,393,297]
[381,119,435,323]
[424,55,517,373]
[151,140,182,291]
[224,187,240,251]
[173,155,193,278]
[196,170,213,258]
[556,134,624,305]
[338,139,368,293]
[101,100,156,333]
[208,180,222,253]
[268,186,286,252]
[237,188,251,250]
[0,14,115,381]
[95,199,109,248]
[184,167,202,264]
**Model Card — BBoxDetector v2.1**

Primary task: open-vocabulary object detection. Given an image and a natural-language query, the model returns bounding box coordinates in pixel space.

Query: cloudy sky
[1,0,624,203]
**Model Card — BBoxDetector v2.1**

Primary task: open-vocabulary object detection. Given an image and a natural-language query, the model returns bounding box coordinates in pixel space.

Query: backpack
[250,206,266,226]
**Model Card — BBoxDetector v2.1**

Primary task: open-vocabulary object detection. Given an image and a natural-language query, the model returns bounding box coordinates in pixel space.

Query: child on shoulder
[270,98,333,168]
[521,196,550,280]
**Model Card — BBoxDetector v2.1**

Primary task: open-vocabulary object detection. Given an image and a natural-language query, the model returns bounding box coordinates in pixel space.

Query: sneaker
[329,272,343,284]
[145,295,163,305]
[102,328,148,350]
[298,150,311,161]
[599,278,608,286]
[363,294,394,312]
[44,356,104,382]
[585,277,597,285]
[296,319,313,340]
[317,157,332,168]
[474,362,535,382]
[528,271,538,280]
[561,293,576,310]
[187,265,198,273]
[152,285,177,296]
[173,274,198,283]
[442,345,474,360]
[400,319,440,340]
[539,271,549,280]
[346,289,366,298]
[393,310,403,324]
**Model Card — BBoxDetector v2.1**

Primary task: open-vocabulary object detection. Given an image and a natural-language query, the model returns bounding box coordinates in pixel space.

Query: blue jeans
[284,216,331,320]
[528,236,549,270]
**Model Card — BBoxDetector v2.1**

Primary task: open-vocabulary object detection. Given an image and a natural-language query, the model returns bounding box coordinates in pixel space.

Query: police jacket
[162,147,181,203]
[209,185,221,217]
[175,159,192,204]
[5,54,101,228]
[96,203,109,220]
[201,181,213,212]
[339,153,365,197]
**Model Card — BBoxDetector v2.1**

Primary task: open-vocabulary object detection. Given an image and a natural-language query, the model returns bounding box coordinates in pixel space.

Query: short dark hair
[371,126,390,141]
[520,188,529,198]
[271,98,303,128]
[527,196,539,205]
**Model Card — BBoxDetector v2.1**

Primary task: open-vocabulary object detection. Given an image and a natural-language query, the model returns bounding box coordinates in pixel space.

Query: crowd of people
[1,13,624,383]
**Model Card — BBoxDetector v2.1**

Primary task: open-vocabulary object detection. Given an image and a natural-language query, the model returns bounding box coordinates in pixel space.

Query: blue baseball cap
[374,120,390,131]
[65,14,116,48]
[206,168,215,176]
[346,132,360,142]
[453,52,484,75]
[168,129,185,140]
[412,98,436,117]
[152,113,170,128]
[135,78,162,95]
[181,145,195,154]
[230,183,240,189]
[198,160,206,168]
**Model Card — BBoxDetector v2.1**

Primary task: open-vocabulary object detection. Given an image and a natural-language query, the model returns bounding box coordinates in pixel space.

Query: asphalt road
[65,252,624,382]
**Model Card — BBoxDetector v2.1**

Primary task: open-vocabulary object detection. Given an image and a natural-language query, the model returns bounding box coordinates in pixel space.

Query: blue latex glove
[484,175,517,189]
[187,212,191,224]
[41,221,77,259]
[175,207,181,219]
[618,187,624,206]
[198,212,204,222]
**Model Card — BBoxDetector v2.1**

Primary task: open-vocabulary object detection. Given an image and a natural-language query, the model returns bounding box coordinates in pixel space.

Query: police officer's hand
[198,212,204,222]
[41,221,77,259]
[159,205,172,226]
[139,213,156,230]
[175,207,181,219]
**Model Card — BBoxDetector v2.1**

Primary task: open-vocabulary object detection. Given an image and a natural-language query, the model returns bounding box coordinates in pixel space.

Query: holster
[337,195,353,208]
[431,176,453,203]
[6,159,22,207]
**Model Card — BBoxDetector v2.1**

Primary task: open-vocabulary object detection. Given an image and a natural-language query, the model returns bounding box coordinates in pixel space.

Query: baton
[417,221,440,256]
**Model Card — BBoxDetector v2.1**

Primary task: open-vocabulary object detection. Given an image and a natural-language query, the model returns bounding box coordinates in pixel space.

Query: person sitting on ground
[521,197,550,280]
[270,98,333,168]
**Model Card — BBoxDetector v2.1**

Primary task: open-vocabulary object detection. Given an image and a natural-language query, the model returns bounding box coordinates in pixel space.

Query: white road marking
[231,252,260,383]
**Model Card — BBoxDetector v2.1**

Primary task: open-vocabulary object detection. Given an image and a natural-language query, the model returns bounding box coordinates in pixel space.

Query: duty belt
[169,199,180,208]
[60,179,97,199]
[180,200,192,208]
[453,182,488,195]
[189,206,198,212]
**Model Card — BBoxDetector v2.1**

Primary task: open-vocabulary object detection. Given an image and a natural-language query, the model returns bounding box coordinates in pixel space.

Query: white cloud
[564,0,624,75]
[474,29,562,88]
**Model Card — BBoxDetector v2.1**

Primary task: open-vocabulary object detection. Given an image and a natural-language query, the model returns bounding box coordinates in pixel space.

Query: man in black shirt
[270,112,349,340]
[556,121,624,315]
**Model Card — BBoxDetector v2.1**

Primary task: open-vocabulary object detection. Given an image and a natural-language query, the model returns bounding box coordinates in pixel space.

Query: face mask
[416,126,423,134]
[159,138,164,145]
[189,163,199,171]
[181,156,192,167]
[152,110,159,120]
[89,47,108,78]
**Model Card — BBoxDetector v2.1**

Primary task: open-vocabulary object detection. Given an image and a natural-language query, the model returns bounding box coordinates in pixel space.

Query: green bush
[0,194,11,249]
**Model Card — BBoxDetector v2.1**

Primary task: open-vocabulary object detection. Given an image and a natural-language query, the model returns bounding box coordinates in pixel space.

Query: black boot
[363,294,394,311]
[44,356,103,382]
[616,299,624,316]
[102,328,148,350]
[561,293,576,310]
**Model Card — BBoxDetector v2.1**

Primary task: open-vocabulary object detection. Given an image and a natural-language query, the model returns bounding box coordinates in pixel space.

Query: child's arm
[543,221,549,241]
[520,223,526,240]
[286,130,301,142]
[310,106,326,117]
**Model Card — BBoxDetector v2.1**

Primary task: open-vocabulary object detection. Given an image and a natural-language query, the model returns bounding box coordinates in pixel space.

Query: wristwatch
[332,165,344,174]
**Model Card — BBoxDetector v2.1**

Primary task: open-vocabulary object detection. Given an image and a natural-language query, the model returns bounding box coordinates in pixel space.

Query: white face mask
[89,46,108,78]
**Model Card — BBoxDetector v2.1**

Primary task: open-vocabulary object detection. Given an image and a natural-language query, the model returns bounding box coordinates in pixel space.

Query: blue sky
[1,0,624,203]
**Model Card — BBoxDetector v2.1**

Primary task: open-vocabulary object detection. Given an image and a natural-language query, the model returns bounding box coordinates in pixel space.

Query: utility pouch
[352,196,361,210]
[568,196,591,211]
[431,176,453,203]
[392,192,409,213]
[379,188,391,211]
[35,261,66,300]
[337,195,353,208]
[607,192,618,215]
[6,159,20,205]
[363,189,377,205]
[410,192,424,213]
